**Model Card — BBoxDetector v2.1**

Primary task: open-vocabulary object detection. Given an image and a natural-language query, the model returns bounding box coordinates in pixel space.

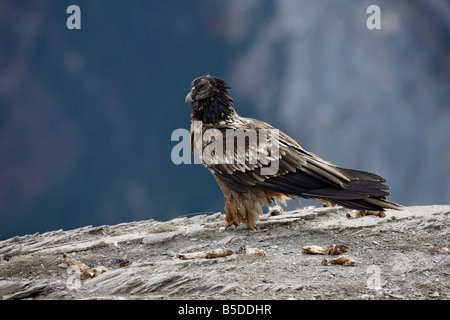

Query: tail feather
[256,165,403,212]
[331,197,403,211]
[339,168,386,182]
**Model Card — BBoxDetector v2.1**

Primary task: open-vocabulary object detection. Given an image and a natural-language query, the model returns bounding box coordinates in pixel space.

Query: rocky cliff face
[0,205,449,300]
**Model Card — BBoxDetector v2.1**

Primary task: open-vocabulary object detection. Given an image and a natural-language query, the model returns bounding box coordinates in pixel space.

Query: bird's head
[185,75,235,123]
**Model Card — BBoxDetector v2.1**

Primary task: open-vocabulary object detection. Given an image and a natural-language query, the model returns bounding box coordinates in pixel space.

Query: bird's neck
[191,93,237,124]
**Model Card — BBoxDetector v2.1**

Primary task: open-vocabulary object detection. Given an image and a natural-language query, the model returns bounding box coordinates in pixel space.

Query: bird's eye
[198,84,208,91]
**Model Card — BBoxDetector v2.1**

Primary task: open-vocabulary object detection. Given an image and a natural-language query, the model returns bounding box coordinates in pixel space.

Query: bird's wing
[193,117,382,196]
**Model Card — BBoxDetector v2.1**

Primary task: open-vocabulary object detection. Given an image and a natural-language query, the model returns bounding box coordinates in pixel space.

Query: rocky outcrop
[0,205,449,300]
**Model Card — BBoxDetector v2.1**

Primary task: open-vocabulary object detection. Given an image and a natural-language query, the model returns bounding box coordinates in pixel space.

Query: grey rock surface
[0,205,449,300]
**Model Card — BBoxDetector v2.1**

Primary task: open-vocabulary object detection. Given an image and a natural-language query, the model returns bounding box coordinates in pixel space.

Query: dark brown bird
[185,75,402,230]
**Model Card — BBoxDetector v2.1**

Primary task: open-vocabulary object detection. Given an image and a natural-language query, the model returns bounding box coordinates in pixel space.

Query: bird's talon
[249,226,265,234]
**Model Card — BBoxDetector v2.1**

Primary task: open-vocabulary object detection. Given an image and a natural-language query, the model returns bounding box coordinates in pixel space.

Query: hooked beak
[185,91,194,106]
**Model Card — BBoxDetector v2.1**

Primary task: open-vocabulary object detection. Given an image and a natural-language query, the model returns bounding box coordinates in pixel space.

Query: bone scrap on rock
[323,255,357,266]
[346,210,386,219]
[302,244,348,255]
[236,245,267,257]
[175,248,234,260]
[61,254,108,280]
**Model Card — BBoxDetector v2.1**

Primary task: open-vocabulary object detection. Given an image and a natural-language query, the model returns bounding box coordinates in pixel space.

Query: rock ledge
[0,205,449,300]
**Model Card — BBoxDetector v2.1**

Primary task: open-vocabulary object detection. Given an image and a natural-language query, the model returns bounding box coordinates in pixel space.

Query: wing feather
[191,116,402,211]
[192,117,353,193]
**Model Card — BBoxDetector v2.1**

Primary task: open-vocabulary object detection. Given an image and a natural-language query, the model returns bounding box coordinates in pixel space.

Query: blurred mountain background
[0,0,449,240]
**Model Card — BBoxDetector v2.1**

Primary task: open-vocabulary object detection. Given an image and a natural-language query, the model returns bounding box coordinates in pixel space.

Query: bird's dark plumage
[186,75,403,229]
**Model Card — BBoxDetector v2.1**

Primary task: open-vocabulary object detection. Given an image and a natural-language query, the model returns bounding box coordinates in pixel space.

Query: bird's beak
[185,91,194,106]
